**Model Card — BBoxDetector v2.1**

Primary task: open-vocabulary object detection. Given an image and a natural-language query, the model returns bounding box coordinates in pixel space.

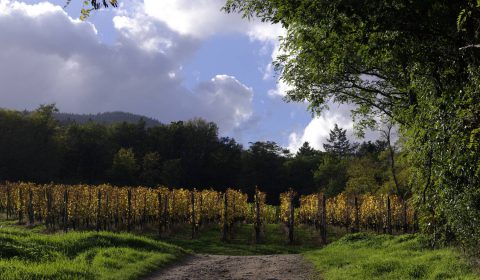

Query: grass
[1,219,478,280]
[163,223,322,255]
[0,220,186,280]
[304,233,478,280]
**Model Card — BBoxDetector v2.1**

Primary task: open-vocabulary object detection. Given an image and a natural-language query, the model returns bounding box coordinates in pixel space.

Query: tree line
[0,105,405,204]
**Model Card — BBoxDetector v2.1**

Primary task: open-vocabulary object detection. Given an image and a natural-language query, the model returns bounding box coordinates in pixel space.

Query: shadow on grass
[162,223,324,255]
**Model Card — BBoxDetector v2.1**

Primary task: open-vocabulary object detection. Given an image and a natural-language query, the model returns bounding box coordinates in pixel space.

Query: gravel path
[144,254,317,280]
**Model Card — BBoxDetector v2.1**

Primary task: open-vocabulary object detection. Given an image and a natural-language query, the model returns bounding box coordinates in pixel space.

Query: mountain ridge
[54,111,162,127]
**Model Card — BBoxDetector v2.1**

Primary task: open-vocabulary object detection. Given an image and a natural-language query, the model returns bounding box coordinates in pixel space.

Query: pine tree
[323,124,354,157]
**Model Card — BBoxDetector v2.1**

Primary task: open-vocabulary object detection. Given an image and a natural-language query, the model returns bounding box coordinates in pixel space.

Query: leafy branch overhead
[64,0,118,20]
[224,0,480,251]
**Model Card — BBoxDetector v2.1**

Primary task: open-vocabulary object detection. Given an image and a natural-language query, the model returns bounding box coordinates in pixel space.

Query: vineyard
[0,182,417,243]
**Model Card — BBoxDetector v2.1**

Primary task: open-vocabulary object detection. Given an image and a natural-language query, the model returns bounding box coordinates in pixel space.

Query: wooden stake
[191,189,196,239]
[254,188,261,243]
[222,191,228,241]
[63,189,68,232]
[127,189,132,232]
[28,188,34,225]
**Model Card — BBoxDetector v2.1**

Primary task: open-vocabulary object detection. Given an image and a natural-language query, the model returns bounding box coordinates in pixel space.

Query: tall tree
[110,148,139,186]
[242,141,290,203]
[314,154,348,197]
[323,124,355,157]
[285,142,322,195]
[0,105,62,182]
[224,0,480,248]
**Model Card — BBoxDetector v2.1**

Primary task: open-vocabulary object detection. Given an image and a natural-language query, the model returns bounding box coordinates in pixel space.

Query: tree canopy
[224,0,480,250]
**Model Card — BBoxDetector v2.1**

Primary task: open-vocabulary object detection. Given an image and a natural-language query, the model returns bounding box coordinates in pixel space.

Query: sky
[0,0,380,151]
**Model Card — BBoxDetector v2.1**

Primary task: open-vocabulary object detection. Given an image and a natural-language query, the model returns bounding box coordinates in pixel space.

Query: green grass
[0,221,186,280]
[304,233,478,280]
[164,223,322,255]
[1,219,478,280]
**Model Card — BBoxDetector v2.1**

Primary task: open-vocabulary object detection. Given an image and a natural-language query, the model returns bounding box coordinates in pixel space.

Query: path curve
[145,254,316,280]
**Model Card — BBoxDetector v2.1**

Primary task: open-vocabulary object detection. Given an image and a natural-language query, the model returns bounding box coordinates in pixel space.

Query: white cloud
[0,0,254,135]
[268,79,293,97]
[143,0,284,41]
[288,102,383,152]
[288,107,354,152]
[0,0,63,17]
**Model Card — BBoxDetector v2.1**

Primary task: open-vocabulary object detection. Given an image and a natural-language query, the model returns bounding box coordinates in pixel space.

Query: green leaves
[224,0,480,251]
[468,128,480,150]
[64,0,118,21]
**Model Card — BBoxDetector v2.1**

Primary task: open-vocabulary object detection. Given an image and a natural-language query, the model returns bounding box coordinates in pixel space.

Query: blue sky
[0,0,372,150]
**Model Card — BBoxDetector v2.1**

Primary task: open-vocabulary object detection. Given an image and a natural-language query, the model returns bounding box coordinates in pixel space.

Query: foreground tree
[224,0,480,250]
[65,0,118,20]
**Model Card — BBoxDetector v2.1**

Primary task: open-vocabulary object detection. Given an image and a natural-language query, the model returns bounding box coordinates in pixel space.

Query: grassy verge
[0,221,186,280]
[2,219,478,280]
[164,223,322,255]
[304,233,478,280]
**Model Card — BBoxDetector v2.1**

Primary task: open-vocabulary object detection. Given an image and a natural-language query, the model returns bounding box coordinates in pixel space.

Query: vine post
[18,188,24,224]
[191,189,196,239]
[288,190,295,244]
[222,190,228,241]
[387,195,392,235]
[254,187,261,244]
[157,192,162,235]
[354,196,360,233]
[96,189,102,232]
[28,188,34,226]
[321,193,327,244]
[63,188,68,232]
[127,189,132,232]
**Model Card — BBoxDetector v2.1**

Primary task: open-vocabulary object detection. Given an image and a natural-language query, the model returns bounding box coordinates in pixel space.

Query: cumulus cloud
[195,75,254,133]
[287,103,382,153]
[143,0,284,41]
[0,0,254,135]
[288,104,354,152]
[267,79,293,97]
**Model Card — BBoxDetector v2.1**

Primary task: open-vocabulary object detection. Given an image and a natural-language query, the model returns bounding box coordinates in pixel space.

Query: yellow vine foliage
[0,182,415,231]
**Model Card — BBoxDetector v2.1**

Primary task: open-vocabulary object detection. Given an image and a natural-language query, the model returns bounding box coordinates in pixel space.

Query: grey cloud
[194,75,254,134]
[0,1,254,135]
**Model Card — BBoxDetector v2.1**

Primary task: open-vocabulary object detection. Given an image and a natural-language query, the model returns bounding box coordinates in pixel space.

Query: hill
[54,111,162,127]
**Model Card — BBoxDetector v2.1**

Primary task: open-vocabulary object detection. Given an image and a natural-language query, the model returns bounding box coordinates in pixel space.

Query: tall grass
[0,225,185,280]
[304,233,478,280]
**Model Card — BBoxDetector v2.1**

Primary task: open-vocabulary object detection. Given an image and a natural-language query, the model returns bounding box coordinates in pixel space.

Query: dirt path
[145,254,316,280]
